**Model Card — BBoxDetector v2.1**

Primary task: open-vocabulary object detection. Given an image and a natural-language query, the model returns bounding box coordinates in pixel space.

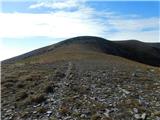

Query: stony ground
[1,60,160,120]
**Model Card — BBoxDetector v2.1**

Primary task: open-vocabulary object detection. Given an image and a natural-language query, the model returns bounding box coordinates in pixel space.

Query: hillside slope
[3,36,160,66]
[1,36,160,120]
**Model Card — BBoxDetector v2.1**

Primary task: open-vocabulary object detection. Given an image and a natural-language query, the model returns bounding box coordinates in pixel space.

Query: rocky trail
[1,36,160,120]
[1,60,160,120]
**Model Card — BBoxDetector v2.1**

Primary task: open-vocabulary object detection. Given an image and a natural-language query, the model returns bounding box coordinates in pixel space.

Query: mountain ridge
[2,36,160,67]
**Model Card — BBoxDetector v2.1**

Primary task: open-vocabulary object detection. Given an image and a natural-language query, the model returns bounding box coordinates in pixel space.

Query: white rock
[104,109,110,117]
[64,116,72,120]
[141,113,147,120]
[156,117,160,120]
[33,111,37,114]
[134,114,141,119]
[46,110,52,117]
[6,109,12,113]
[104,112,109,117]
[122,88,130,94]
[133,108,138,113]
[8,116,13,120]
[47,111,52,114]
[80,114,86,118]
[150,69,154,72]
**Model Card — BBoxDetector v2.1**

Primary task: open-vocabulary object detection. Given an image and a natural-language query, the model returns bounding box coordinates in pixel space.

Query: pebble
[132,73,137,77]
[33,111,37,114]
[121,88,130,95]
[64,116,72,120]
[103,108,118,117]
[156,117,160,120]
[47,111,52,117]
[8,116,13,120]
[134,114,141,119]
[50,98,54,102]
[47,110,52,114]
[150,69,155,72]
[155,102,160,107]
[134,113,147,120]
[104,111,109,117]
[133,108,138,113]
[109,104,113,107]
[33,104,41,108]
[6,109,12,113]
[141,113,147,120]
[80,114,86,118]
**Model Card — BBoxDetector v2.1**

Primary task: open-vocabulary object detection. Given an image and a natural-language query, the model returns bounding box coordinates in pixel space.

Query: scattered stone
[104,109,110,117]
[33,104,41,108]
[80,114,86,118]
[33,111,37,114]
[132,72,137,77]
[156,117,160,120]
[64,116,72,120]
[83,109,91,116]
[2,60,160,120]
[47,110,52,114]
[46,110,52,117]
[8,116,13,120]
[134,113,147,120]
[141,113,147,120]
[155,102,160,107]
[133,108,138,113]
[153,111,160,116]
[120,88,130,95]
[109,104,113,107]
[134,114,141,119]
[149,69,155,72]
[6,109,12,113]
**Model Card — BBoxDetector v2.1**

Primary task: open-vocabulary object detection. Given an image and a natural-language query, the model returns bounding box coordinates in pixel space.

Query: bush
[59,106,69,115]
[91,114,101,120]
[30,94,46,103]
[37,106,47,113]
[45,85,54,93]
[16,92,28,101]
[16,83,25,88]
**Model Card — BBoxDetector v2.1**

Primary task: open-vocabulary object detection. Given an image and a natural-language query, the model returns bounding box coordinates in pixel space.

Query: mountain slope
[3,36,160,66]
[1,36,160,120]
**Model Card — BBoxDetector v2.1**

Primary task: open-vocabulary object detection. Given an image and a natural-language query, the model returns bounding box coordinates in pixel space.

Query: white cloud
[29,0,85,10]
[106,30,159,42]
[0,10,159,42]
[0,0,159,42]
[108,17,159,31]
[0,8,107,38]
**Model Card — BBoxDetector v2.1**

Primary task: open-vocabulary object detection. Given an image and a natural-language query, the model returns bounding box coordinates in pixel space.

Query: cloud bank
[0,0,159,42]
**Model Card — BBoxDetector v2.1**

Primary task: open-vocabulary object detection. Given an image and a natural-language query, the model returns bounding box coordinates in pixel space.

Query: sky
[0,0,159,61]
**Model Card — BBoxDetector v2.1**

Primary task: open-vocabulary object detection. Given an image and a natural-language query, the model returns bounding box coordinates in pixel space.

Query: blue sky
[1,1,159,16]
[0,0,159,60]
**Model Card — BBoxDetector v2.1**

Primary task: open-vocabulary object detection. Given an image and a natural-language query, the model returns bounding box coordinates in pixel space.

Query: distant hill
[2,36,160,66]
